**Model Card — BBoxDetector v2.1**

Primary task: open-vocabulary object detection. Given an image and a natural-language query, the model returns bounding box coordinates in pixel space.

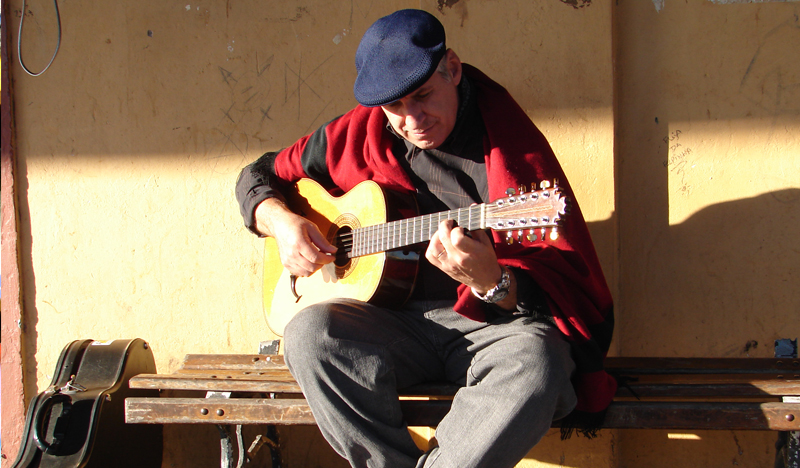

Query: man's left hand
[426,219,503,294]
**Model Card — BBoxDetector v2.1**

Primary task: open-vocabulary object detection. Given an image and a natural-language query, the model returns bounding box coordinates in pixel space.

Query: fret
[365,226,371,256]
[391,220,398,251]
[360,227,366,256]
[374,223,379,254]
[377,223,383,253]
[388,219,397,251]
[374,223,379,253]
[380,222,386,252]
[393,220,400,250]
[361,225,368,257]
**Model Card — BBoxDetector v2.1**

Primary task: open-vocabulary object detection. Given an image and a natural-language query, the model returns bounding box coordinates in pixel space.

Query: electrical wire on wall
[17,0,61,77]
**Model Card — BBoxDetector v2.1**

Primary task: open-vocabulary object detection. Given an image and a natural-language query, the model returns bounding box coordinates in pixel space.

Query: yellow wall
[4,0,797,467]
[615,1,799,465]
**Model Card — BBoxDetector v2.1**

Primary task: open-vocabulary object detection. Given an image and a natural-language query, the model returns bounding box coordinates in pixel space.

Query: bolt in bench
[125,350,800,467]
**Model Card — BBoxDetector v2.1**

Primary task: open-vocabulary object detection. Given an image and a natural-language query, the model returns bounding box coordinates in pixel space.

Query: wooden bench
[124,347,800,467]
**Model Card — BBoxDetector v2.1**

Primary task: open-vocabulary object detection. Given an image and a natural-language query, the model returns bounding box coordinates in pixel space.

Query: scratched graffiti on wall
[282,55,337,134]
[655,0,800,12]
[559,0,592,8]
[708,0,800,3]
[662,129,696,192]
[740,13,800,116]
[214,53,275,159]
[212,51,339,161]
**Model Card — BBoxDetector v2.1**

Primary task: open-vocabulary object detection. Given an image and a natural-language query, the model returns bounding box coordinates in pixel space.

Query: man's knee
[514,325,577,419]
[478,322,577,416]
[283,302,338,367]
[487,322,573,374]
[283,300,381,369]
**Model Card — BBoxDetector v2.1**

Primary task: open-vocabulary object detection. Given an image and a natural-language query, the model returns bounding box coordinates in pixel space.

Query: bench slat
[135,369,296,380]
[129,375,800,399]
[396,401,800,431]
[615,381,800,398]
[125,398,313,425]
[130,378,800,399]
[617,374,800,383]
[130,375,302,393]
[606,357,800,375]
[397,401,800,431]
[125,397,800,431]
[176,355,800,375]
[601,401,800,431]
[180,354,286,370]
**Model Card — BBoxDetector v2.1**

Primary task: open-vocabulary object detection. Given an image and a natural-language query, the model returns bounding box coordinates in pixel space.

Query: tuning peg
[540,181,551,190]
[517,184,526,194]
[505,188,516,196]
[526,230,537,242]
[505,232,514,245]
[549,227,559,241]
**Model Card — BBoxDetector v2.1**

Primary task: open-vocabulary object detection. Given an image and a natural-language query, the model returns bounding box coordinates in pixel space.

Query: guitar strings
[332,204,485,258]
[327,191,562,258]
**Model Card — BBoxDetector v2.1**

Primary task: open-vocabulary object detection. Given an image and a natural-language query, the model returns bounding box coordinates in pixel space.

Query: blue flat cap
[354,9,447,107]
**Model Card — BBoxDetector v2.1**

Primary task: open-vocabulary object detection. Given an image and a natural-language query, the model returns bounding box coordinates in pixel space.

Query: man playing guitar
[236,9,615,468]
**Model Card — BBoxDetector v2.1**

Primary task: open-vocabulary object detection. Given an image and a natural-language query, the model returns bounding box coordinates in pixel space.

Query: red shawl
[273,64,617,426]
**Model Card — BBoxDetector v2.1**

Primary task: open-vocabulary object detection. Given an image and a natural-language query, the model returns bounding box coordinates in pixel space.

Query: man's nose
[404,102,425,127]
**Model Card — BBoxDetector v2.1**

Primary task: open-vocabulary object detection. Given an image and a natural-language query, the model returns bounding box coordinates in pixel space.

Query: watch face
[488,289,509,304]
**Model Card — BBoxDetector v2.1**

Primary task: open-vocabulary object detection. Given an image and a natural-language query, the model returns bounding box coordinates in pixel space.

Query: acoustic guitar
[263,178,567,336]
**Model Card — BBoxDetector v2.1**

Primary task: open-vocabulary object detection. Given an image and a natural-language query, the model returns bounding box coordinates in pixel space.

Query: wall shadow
[618,188,799,357]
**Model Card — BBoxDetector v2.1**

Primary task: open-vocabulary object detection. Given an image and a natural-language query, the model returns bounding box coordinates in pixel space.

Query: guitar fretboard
[346,204,486,258]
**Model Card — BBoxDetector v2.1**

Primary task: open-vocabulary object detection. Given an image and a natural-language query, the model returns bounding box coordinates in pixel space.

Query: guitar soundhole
[328,213,360,279]
[334,226,352,268]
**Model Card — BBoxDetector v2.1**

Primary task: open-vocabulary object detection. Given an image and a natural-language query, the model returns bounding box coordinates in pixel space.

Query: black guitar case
[12,338,162,468]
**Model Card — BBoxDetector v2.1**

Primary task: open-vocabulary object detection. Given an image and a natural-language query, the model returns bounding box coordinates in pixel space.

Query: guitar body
[263,179,420,336]
[12,339,162,468]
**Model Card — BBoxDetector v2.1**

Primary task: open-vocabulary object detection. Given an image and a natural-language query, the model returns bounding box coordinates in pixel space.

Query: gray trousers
[283,299,577,468]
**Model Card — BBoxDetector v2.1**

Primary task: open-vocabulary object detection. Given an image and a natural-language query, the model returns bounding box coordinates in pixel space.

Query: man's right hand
[254,198,337,277]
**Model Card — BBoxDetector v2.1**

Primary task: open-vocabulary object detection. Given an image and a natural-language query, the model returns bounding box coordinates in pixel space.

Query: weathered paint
[1,2,26,462]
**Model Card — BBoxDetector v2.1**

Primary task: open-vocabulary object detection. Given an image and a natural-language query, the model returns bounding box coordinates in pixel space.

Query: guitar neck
[348,204,485,258]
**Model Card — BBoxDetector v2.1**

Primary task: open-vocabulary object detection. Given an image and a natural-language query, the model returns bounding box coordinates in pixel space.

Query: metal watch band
[471,266,511,304]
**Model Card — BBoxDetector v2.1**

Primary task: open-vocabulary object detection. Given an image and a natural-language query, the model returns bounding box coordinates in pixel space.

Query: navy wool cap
[354,9,447,107]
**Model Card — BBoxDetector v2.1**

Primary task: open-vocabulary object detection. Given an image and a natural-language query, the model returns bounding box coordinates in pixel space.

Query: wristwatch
[471,266,511,304]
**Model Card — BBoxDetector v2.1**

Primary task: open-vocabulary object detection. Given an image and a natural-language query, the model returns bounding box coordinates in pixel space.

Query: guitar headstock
[485,181,568,243]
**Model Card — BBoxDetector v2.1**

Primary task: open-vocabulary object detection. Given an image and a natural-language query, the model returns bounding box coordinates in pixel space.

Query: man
[236,9,615,468]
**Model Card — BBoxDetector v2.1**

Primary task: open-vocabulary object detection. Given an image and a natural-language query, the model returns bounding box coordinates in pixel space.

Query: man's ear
[446,49,463,86]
